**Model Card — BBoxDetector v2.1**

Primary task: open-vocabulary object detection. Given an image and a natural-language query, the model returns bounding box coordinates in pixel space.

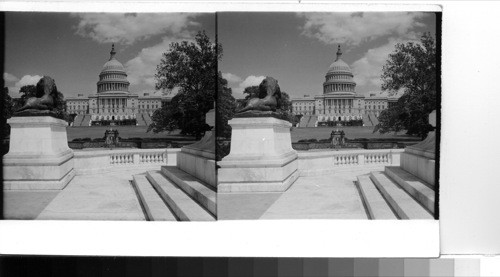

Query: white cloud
[73,13,198,45]
[227,75,266,98]
[7,74,42,94]
[3,72,19,83]
[222,72,242,84]
[125,36,192,89]
[351,37,417,93]
[16,75,42,88]
[298,12,426,46]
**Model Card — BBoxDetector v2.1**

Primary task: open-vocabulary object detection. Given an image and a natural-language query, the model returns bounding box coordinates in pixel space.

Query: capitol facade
[291,45,400,127]
[65,45,170,126]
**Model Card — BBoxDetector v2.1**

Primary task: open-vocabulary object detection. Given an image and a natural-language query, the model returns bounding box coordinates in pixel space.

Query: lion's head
[35,76,60,108]
[35,76,57,97]
[258,76,282,100]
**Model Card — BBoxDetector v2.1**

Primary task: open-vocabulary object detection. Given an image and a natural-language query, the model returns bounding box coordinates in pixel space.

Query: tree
[243,86,259,100]
[1,87,14,138]
[19,85,37,102]
[150,31,219,139]
[216,72,236,138]
[375,32,437,137]
[276,91,296,124]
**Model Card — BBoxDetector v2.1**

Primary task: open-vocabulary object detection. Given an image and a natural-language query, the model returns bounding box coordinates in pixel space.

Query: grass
[291,126,417,143]
[67,126,192,141]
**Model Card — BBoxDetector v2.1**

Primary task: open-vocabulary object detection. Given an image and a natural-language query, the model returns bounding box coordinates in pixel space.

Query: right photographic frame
[216,11,440,221]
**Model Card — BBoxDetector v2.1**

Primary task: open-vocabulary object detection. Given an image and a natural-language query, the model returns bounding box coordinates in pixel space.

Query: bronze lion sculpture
[237,76,282,113]
[15,76,60,114]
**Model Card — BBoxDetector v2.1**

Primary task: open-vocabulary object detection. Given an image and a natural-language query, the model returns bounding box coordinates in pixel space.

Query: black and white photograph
[2,12,217,221]
[217,12,440,220]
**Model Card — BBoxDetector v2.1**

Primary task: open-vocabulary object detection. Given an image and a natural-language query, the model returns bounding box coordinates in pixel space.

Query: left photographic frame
[1,12,218,221]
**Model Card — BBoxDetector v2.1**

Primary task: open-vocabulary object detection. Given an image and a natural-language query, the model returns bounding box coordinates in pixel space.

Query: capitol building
[291,45,400,127]
[65,45,170,126]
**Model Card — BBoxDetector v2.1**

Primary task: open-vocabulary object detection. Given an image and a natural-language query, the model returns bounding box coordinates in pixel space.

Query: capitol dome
[323,45,356,94]
[101,58,125,73]
[327,56,352,74]
[97,44,130,94]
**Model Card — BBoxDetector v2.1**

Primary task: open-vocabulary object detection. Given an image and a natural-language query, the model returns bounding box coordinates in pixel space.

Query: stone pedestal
[177,130,216,189]
[3,116,75,190]
[218,117,299,193]
[401,131,436,186]
[400,110,437,186]
[176,108,216,188]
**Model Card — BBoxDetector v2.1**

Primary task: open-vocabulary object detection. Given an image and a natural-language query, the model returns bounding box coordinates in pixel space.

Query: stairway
[143,113,153,126]
[368,112,379,126]
[299,115,310,127]
[356,166,435,219]
[73,114,84,126]
[306,115,318,127]
[81,115,91,126]
[132,166,216,221]
[136,114,147,126]
[362,114,372,126]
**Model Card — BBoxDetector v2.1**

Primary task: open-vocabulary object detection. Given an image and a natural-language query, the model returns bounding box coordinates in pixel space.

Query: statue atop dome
[109,43,116,60]
[336,44,342,61]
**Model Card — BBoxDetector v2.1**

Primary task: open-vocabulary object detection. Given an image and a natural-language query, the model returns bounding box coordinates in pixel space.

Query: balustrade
[139,152,165,164]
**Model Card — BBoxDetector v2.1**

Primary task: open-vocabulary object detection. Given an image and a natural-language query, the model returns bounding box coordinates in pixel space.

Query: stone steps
[146,170,215,221]
[132,174,177,221]
[299,115,310,127]
[356,176,398,219]
[369,172,433,219]
[160,166,216,215]
[362,114,372,126]
[385,166,435,213]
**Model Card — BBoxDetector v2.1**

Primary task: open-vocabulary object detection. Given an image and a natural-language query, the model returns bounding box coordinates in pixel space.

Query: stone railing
[297,148,404,176]
[73,148,180,175]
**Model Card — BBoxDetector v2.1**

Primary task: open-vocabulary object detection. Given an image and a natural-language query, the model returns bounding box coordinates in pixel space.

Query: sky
[219,12,437,99]
[3,12,215,98]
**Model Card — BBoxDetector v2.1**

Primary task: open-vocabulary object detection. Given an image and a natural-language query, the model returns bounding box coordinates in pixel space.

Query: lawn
[67,126,192,141]
[291,126,418,143]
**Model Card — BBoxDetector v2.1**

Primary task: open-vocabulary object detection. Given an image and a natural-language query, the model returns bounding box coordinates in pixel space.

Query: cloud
[222,72,242,84]
[73,13,199,45]
[16,75,42,88]
[351,37,416,93]
[6,74,42,94]
[224,74,265,98]
[3,72,19,83]
[298,12,426,46]
[125,36,192,90]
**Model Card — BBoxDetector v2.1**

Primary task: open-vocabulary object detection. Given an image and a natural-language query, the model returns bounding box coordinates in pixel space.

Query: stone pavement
[4,190,59,219]
[35,167,160,221]
[218,167,387,220]
[260,174,368,219]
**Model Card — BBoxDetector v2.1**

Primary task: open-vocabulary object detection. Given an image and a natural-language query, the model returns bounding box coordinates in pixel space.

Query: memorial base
[177,130,216,189]
[3,116,75,190]
[218,117,299,193]
[401,131,436,186]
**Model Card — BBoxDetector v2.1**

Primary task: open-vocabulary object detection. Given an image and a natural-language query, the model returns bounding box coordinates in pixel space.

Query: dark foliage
[375,32,437,137]
[149,31,219,139]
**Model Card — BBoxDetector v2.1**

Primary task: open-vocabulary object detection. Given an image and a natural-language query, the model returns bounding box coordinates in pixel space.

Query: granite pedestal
[3,116,75,190]
[400,111,437,186]
[177,130,216,189]
[218,117,299,193]
[175,108,216,188]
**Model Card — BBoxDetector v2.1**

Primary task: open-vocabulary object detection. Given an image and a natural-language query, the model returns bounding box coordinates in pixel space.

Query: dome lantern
[109,43,116,60]
[335,44,342,61]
